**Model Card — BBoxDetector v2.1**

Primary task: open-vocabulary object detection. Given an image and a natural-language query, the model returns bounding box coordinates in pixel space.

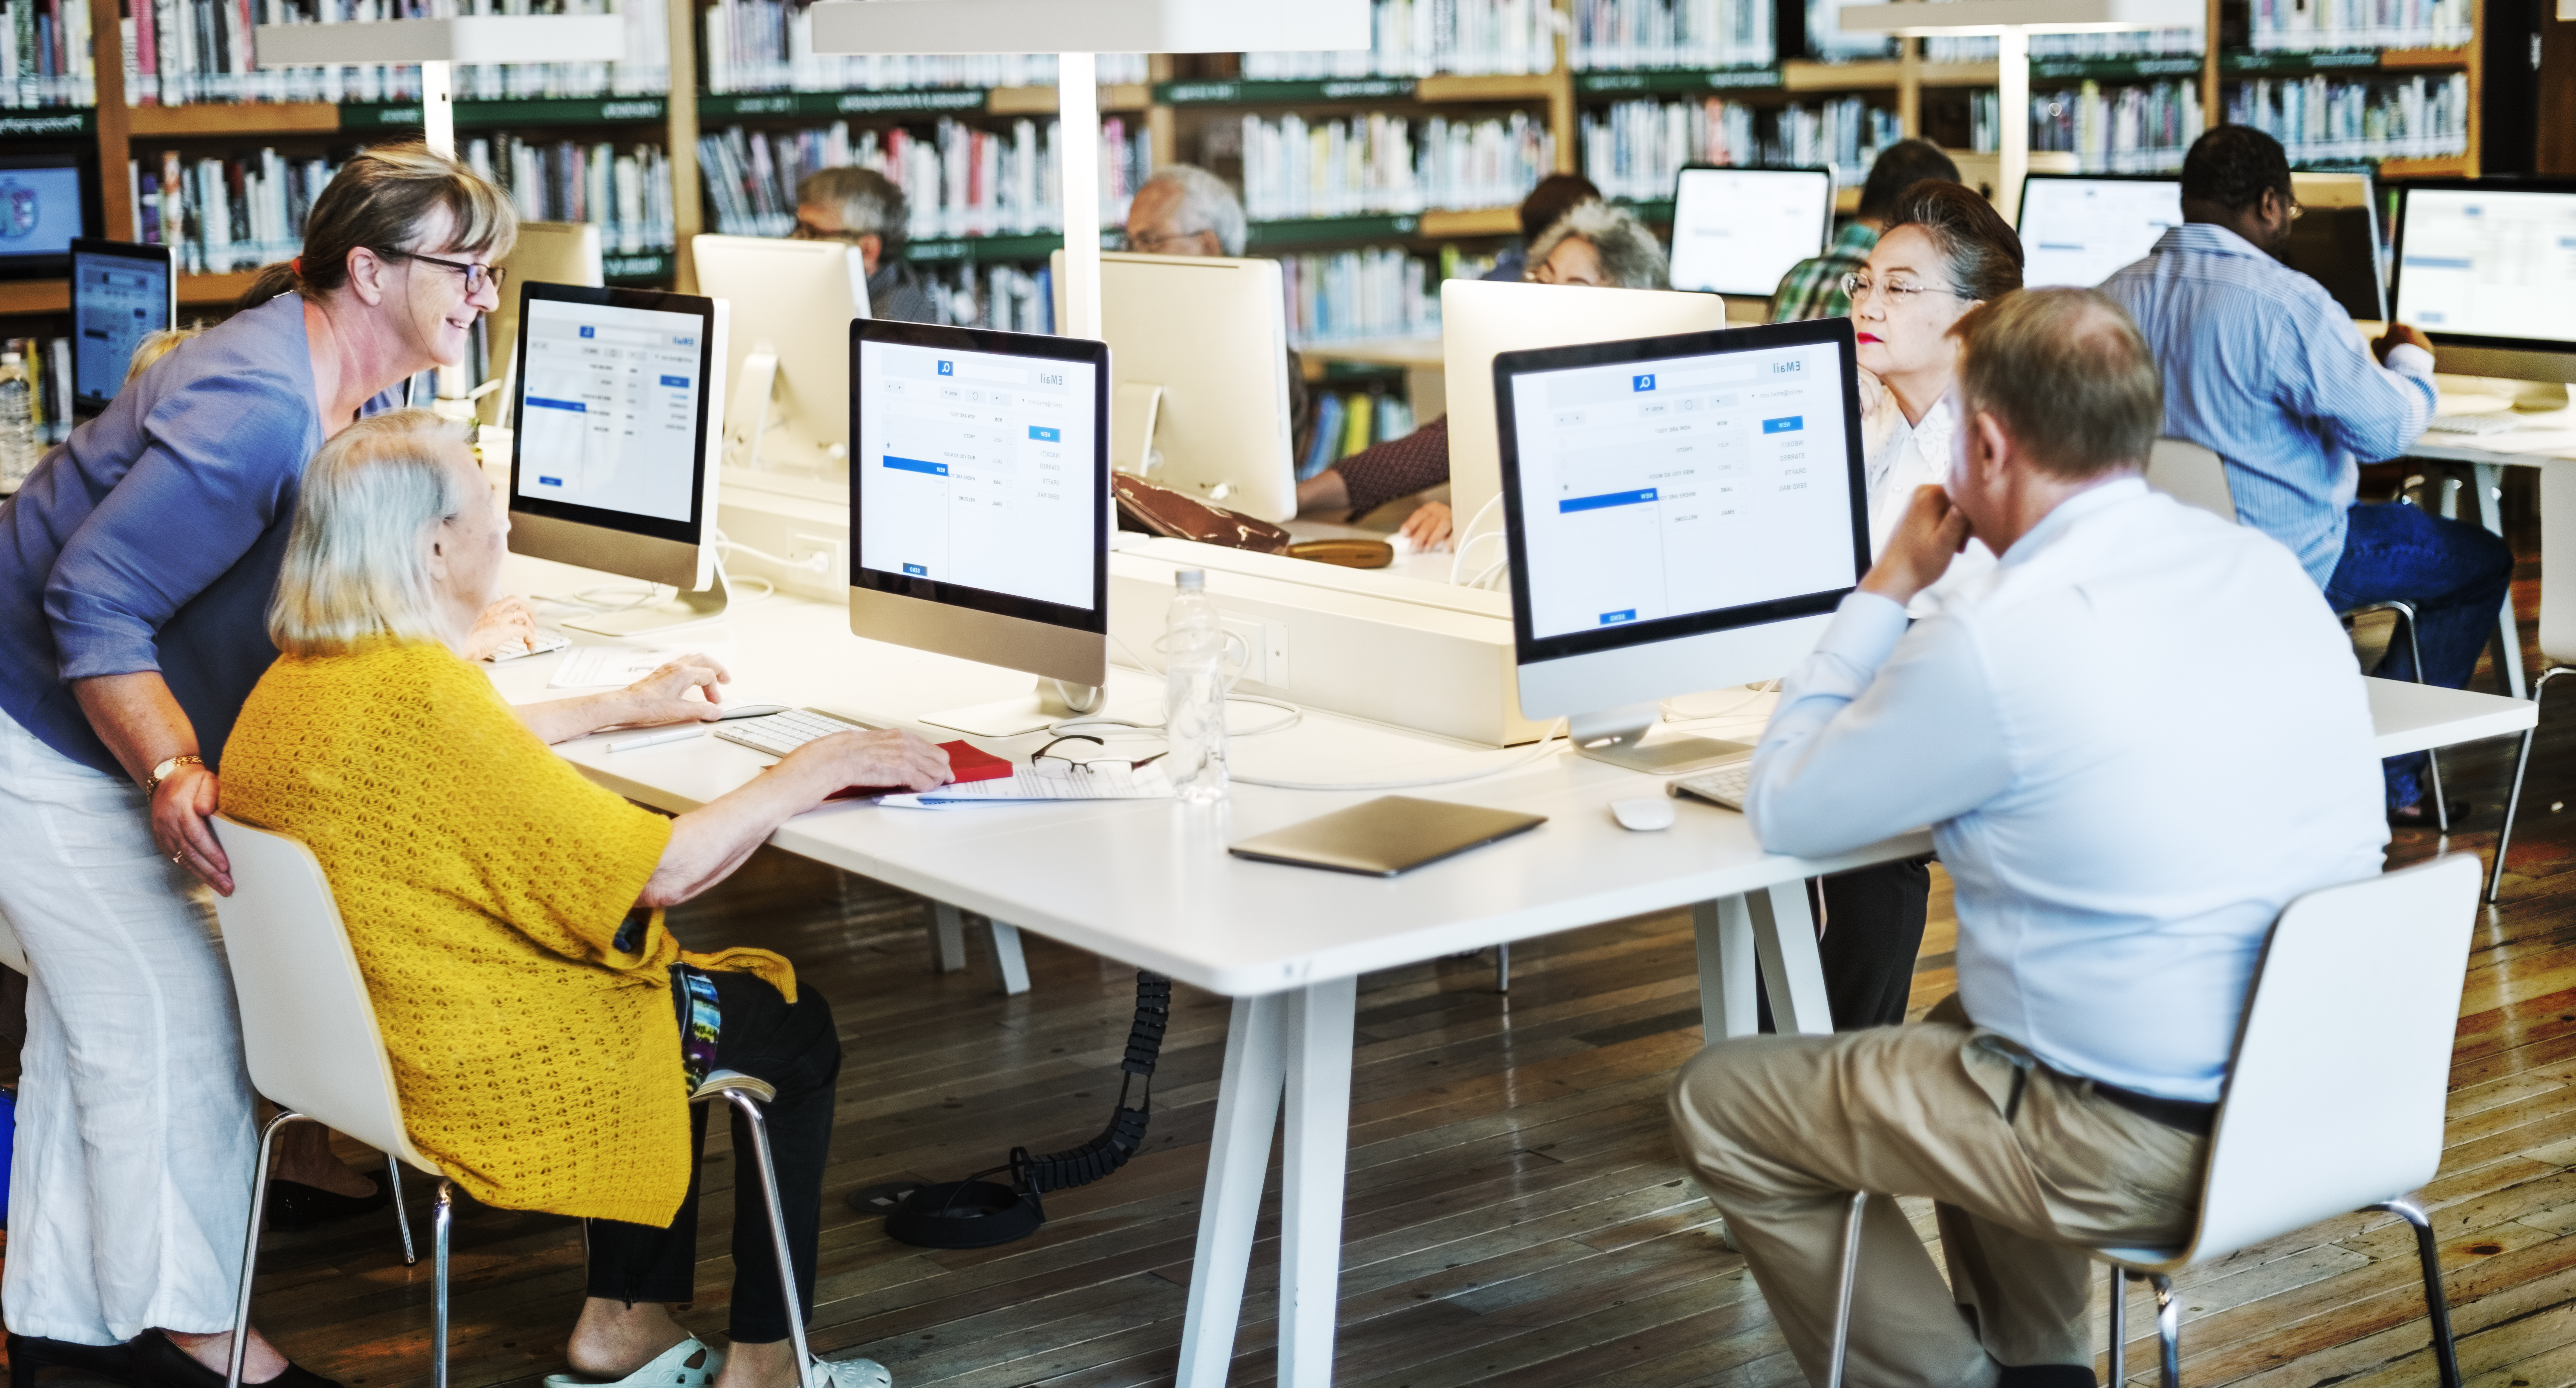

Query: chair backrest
[2145,437,2238,523]
[2183,853,2480,1261]
[209,816,434,1172]
[2539,465,2576,668]
[0,905,26,976]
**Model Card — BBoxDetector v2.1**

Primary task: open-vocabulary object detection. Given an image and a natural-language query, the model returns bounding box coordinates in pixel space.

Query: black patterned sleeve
[1332,416,1453,519]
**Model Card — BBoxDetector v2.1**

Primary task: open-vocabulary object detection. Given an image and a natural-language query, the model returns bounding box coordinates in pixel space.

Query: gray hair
[1525,200,1670,290]
[1136,164,1247,256]
[270,408,472,657]
[796,165,910,254]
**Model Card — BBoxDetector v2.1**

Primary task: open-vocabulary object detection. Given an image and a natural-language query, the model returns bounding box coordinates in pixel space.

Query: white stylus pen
[606,727,706,753]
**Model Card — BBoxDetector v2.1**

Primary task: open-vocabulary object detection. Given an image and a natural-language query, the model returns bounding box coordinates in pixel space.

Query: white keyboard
[1669,758,1753,811]
[714,707,883,757]
[489,627,573,661]
[2426,413,2519,436]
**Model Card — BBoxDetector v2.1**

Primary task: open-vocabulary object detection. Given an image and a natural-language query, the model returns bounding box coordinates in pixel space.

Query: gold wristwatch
[147,754,204,794]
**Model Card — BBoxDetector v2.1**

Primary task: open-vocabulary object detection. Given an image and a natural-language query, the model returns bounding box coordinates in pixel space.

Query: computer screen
[0,154,89,275]
[1499,322,1865,648]
[71,240,174,413]
[854,335,1098,612]
[2017,175,2183,288]
[510,288,719,539]
[1667,167,1834,298]
[2392,184,2576,349]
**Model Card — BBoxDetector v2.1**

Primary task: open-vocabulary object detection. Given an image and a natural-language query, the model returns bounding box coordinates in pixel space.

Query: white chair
[208,816,821,1388]
[2490,462,2576,900]
[2145,437,2451,832]
[1821,853,2480,1388]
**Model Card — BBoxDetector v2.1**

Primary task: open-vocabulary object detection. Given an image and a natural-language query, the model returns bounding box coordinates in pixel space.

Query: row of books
[701,0,1146,96]
[1576,95,1897,198]
[127,0,669,106]
[462,135,675,255]
[1242,0,1556,80]
[697,116,1151,241]
[1568,0,1772,72]
[1237,111,1555,221]
[3,0,94,107]
[130,147,332,272]
[3,337,74,448]
[1924,30,2203,62]
[2224,72,2469,160]
[924,260,1053,335]
[2031,79,2206,173]
[1301,388,1419,484]
[2247,0,2470,52]
[1280,247,1438,346]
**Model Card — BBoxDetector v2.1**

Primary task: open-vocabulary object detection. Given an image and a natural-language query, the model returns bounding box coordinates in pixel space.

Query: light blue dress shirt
[2101,224,2436,589]
[1744,479,2389,1101]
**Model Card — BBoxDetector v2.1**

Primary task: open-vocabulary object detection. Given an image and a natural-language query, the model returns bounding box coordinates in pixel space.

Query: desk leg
[1693,897,1759,1041]
[984,920,1031,996]
[2471,462,2529,699]
[1280,978,1357,1388]
[928,903,969,974]
[1176,993,1291,1388]
[1751,883,1835,1037]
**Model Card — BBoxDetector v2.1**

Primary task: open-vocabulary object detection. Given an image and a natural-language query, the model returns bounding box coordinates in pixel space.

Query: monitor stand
[562,567,731,638]
[1568,704,1750,775]
[921,678,1105,739]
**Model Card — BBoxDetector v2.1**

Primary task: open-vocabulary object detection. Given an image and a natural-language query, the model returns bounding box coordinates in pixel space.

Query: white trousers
[0,708,254,1344]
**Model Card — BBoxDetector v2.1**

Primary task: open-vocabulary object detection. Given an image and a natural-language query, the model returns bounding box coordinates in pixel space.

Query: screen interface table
[515,298,707,523]
[855,340,1098,611]
[1510,340,1857,640]
[2020,179,2182,288]
[73,251,168,400]
[2396,189,2576,345]
[1668,169,1831,297]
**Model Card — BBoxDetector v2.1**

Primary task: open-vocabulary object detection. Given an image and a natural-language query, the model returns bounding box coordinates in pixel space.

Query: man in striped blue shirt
[2103,126,2512,825]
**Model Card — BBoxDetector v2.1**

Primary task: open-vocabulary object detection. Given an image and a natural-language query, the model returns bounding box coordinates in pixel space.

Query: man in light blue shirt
[1669,289,2388,1388]
[2102,125,2512,824]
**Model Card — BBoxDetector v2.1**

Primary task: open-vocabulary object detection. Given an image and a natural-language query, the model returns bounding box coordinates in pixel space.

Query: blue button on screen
[579,325,595,338]
[1028,425,1060,441]
[884,456,950,477]
[1763,416,1804,433]
[659,374,689,388]
[1632,374,1656,392]
[902,563,928,576]
[1600,609,1637,626]
[937,361,954,376]
[537,476,563,487]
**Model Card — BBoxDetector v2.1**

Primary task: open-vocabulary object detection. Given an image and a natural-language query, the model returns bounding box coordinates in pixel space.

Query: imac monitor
[2017,175,2183,288]
[850,319,1112,690]
[692,234,872,473]
[506,283,730,636]
[1494,316,1868,772]
[2285,172,2387,322]
[2389,179,2576,385]
[1666,166,1835,299]
[481,221,604,427]
[0,152,94,280]
[70,239,176,415]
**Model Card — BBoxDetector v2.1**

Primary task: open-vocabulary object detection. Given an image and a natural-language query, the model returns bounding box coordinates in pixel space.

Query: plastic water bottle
[1163,570,1229,804]
[0,353,35,493]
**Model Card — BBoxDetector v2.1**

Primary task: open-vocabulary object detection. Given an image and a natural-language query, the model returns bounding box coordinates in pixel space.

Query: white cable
[1448,492,1509,586]
[1662,679,1779,723]
[1232,719,1569,792]
[713,529,830,574]
[532,583,667,614]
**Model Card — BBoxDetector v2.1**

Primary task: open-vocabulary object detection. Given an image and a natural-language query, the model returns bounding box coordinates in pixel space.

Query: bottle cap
[1175,569,1205,591]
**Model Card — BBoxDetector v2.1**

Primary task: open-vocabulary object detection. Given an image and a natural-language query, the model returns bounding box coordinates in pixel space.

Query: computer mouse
[715,702,791,720]
[1387,531,1418,557]
[1611,796,1676,832]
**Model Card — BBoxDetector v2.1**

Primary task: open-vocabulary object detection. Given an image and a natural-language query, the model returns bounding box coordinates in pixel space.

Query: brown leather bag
[1112,474,1292,555]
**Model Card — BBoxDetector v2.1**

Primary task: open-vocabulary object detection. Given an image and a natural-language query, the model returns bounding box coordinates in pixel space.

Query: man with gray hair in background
[1119,164,1308,474]
[793,165,937,322]
[1669,288,2385,1388]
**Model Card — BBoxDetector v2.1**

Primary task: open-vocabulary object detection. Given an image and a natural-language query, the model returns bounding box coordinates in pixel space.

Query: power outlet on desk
[792,531,846,583]
[1223,614,1292,691]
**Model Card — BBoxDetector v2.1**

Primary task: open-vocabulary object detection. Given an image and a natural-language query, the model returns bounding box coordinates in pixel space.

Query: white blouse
[1856,371,1995,613]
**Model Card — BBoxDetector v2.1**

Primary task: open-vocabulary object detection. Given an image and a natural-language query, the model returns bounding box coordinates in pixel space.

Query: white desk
[495,553,2529,1386]
[2401,385,2576,700]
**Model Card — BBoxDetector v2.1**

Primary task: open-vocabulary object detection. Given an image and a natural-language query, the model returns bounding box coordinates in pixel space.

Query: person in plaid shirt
[1769,140,1963,322]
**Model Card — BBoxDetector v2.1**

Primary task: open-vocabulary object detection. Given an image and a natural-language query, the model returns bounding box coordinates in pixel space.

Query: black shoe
[9,1333,136,1388]
[263,1172,390,1233]
[124,1330,342,1388]
[1997,1366,2096,1388]
[2389,797,2473,831]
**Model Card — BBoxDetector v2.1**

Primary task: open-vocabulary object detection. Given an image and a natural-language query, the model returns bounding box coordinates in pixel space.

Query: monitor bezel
[1493,315,1871,668]
[848,318,1113,637]
[0,148,102,281]
[68,238,178,412]
[2387,178,2576,354]
[2013,170,2186,230]
[1666,164,1837,297]
[506,281,723,548]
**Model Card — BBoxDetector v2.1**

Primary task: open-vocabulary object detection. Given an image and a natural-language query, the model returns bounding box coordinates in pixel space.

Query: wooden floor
[13,480,2576,1388]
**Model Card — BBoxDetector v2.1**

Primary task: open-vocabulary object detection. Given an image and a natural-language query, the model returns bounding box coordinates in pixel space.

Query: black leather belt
[2089,1080,2217,1135]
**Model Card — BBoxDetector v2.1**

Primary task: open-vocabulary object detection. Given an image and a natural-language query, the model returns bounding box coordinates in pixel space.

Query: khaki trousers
[1667,1000,2206,1387]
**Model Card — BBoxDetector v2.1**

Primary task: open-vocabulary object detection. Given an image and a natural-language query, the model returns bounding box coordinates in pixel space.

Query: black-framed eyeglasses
[1030,734,1166,778]
[381,248,507,295]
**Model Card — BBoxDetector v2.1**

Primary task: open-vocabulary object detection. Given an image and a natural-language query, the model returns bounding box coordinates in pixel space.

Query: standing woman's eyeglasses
[379,248,508,296]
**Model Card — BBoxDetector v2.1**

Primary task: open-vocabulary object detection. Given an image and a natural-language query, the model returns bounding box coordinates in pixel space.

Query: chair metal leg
[725,1091,819,1388]
[2389,602,2451,834]
[2107,1265,2127,1387]
[2150,1273,2179,1388]
[2372,1198,2463,1388]
[2490,667,2569,902]
[432,1180,454,1388]
[1826,1190,1867,1388]
[1494,942,1510,993]
[226,1110,302,1388]
[386,1152,417,1266]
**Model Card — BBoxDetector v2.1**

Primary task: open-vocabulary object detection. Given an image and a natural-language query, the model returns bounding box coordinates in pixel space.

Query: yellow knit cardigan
[223,639,794,1227]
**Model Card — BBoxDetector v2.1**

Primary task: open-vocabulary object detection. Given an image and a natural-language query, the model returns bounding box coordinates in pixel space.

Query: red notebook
[828,740,1014,801]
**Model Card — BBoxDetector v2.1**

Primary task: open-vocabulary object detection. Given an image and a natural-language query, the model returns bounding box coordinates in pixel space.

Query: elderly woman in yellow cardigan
[222,409,952,1388]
